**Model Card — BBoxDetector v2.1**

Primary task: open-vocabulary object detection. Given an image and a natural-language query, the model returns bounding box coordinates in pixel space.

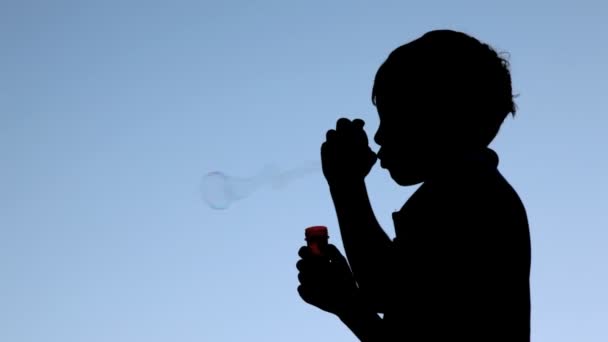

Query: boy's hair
[372,30,517,147]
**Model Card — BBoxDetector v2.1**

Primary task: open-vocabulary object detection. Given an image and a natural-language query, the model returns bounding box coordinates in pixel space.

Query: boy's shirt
[383,148,531,340]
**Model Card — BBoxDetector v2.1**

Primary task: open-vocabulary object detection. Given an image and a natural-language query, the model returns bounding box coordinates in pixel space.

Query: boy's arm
[329,179,394,311]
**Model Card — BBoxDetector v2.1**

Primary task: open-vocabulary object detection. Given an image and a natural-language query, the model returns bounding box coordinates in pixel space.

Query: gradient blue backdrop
[1,1,606,341]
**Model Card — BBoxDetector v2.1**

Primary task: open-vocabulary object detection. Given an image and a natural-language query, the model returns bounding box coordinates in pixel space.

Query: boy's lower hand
[297,244,359,316]
[321,118,377,186]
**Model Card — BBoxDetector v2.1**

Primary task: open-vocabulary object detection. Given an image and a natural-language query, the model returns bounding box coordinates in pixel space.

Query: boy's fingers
[298,285,315,304]
[298,246,311,259]
[336,117,352,131]
[353,118,365,129]
[326,244,348,264]
[299,244,347,269]
[298,271,309,284]
[298,283,324,305]
[296,259,305,271]
[325,244,342,256]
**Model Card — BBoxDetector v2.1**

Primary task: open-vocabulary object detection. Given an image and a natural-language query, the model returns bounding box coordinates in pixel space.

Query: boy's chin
[387,167,425,186]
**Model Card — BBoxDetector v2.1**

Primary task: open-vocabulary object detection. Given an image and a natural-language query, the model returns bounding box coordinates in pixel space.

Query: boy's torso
[383,148,531,340]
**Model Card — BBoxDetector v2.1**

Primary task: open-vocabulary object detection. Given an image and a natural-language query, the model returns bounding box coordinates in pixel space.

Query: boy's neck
[425,147,499,182]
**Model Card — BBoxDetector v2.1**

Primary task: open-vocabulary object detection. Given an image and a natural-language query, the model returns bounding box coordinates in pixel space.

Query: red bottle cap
[305,226,328,240]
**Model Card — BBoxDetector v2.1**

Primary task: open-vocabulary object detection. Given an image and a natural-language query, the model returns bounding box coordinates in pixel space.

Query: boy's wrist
[328,177,366,192]
[335,293,373,319]
[336,297,384,342]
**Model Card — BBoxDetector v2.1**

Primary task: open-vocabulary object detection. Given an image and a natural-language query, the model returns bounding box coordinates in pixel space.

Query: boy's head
[372,30,517,185]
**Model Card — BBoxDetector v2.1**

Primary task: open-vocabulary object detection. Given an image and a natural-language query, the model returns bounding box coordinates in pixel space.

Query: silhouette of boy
[297,30,531,341]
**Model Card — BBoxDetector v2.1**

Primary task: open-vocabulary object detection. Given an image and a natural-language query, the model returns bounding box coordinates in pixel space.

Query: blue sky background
[1,1,606,341]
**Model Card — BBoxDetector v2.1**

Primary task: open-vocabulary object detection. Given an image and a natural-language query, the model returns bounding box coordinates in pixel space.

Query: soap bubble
[200,171,261,210]
[200,162,321,210]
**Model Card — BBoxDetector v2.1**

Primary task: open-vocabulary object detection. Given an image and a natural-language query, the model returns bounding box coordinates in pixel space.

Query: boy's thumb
[326,244,348,264]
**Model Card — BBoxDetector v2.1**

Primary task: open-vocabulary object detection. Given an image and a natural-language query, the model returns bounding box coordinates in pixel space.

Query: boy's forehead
[375,89,429,110]
[375,68,432,100]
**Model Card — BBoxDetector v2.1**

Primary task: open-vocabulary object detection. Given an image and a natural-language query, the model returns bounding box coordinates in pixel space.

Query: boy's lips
[378,150,388,168]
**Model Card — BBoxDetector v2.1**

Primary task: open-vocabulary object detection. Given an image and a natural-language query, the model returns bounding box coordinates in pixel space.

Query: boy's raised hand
[297,244,359,316]
[321,118,378,186]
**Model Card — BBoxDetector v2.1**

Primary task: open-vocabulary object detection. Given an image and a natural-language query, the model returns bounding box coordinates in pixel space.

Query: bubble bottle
[305,226,329,256]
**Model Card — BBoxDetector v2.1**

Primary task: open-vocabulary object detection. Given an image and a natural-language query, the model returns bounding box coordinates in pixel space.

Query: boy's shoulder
[392,149,529,256]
